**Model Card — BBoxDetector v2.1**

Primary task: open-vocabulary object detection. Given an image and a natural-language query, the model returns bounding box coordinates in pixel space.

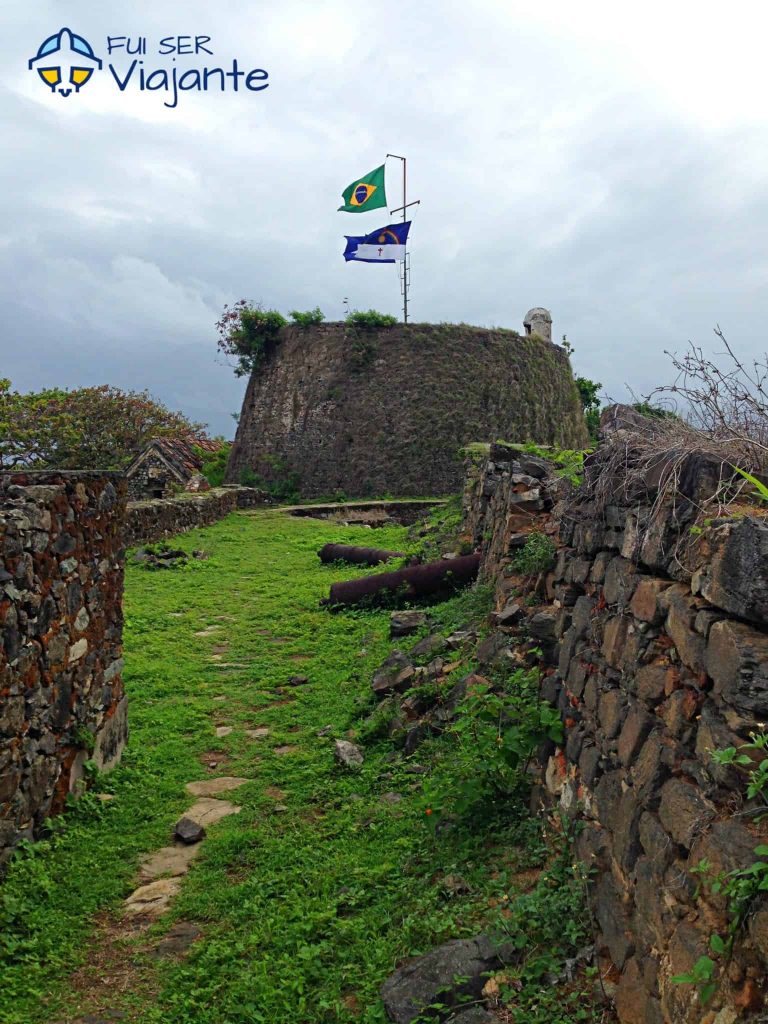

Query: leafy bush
[346,309,398,330]
[238,466,260,487]
[216,300,287,377]
[422,665,563,820]
[674,731,768,1004]
[511,531,556,577]
[193,440,231,487]
[562,336,602,442]
[631,401,677,420]
[492,826,595,1024]
[237,458,300,501]
[0,379,206,471]
[289,308,325,329]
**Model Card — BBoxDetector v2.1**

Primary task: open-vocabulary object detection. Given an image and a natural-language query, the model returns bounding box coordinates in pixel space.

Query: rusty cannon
[318,543,406,566]
[322,553,480,608]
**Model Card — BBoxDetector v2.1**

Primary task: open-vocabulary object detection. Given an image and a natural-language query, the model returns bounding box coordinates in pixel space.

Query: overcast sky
[2,1,768,436]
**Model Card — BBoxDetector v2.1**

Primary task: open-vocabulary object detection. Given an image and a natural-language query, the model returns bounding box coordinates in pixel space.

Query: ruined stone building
[126,437,223,501]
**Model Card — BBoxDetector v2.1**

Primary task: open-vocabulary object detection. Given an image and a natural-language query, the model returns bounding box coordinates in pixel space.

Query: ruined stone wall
[226,323,588,498]
[0,472,127,870]
[124,486,268,547]
[464,446,768,1023]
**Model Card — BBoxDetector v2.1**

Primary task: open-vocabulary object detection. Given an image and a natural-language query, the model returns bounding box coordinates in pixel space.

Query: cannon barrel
[323,553,480,607]
[318,543,405,566]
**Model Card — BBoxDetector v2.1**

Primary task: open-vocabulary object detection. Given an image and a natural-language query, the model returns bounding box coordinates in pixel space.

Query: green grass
[0,509,596,1024]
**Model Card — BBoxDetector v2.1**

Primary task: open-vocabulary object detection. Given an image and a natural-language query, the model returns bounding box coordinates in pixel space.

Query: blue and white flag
[343,221,411,263]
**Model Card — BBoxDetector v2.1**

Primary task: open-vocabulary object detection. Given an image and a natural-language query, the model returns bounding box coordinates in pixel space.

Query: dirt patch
[59,914,159,1021]
[199,751,231,772]
[273,745,300,756]
[264,786,287,800]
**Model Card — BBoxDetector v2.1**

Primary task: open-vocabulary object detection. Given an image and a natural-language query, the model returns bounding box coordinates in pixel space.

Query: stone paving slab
[185,797,241,827]
[139,843,200,882]
[124,877,181,919]
[185,777,248,797]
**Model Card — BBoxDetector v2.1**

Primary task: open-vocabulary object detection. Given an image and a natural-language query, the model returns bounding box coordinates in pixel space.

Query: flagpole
[387,154,420,325]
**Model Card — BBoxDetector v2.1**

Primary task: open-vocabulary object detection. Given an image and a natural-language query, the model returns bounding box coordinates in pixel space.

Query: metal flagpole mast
[387,153,420,324]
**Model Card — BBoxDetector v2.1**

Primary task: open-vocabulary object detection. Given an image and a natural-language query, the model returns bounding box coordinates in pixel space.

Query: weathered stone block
[594,871,633,967]
[662,920,708,1023]
[602,615,632,669]
[380,934,509,1024]
[629,578,670,625]
[658,779,715,850]
[706,618,768,718]
[617,705,655,767]
[372,651,415,697]
[634,663,668,704]
[615,956,664,1024]
[604,556,639,609]
[694,705,744,789]
[598,688,627,740]
[665,585,706,674]
[614,788,643,871]
[697,516,768,626]
[638,812,674,870]
[658,688,698,740]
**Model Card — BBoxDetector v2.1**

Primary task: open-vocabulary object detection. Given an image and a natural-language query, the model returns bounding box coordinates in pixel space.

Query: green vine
[673,732,768,1004]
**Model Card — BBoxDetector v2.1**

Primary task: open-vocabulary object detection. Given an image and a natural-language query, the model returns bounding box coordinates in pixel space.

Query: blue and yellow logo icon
[29,28,102,97]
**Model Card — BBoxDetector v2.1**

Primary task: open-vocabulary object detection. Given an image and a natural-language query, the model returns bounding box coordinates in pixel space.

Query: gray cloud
[2,1,768,434]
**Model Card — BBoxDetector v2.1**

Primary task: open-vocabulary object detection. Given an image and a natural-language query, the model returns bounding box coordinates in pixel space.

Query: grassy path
[1,509,547,1024]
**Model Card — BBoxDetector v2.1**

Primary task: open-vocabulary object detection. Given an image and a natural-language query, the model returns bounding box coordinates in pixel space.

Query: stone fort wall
[0,471,127,871]
[226,321,589,498]
[464,443,768,1023]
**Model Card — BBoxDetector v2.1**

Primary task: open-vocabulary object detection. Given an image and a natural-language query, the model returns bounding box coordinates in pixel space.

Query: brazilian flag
[338,164,387,213]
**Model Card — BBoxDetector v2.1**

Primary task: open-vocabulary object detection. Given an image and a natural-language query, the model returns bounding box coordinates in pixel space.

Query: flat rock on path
[185,776,248,797]
[140,843,200,882]
[215,725,233,737]
[380,934,507,1024]
[185,797,241,827]
[124,877,181,919]
[246,727,270,739]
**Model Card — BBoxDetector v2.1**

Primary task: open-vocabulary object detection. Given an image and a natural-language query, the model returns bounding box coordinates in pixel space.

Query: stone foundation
[124,485,267,547]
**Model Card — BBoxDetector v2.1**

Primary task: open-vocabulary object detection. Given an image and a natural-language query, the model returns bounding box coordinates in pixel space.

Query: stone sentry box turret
[226,312,585,497]
[523,307,553,344]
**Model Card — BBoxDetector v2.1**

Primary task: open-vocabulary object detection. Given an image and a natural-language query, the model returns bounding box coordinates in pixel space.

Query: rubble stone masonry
[464,443,768,1023]
[0,472,127,870]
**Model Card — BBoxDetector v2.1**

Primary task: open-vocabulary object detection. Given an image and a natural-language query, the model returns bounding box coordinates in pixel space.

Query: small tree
[216,300,287,376]
[561,336,602,441]
[0,380,206,470]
